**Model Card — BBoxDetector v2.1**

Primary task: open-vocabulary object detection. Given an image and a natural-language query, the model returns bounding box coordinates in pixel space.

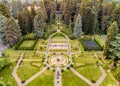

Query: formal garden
[0,0,120,86]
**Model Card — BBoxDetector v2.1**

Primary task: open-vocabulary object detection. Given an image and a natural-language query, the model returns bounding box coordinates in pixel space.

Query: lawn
[62,70,88,86]
[72,53,117,85]
[3,48,22,60]
[73,55,102,82]
[24,51,45,59]
[101,72,117,86]
[19,40,35,49]
[27,70,54,86]
[51,36,66,43]
[17,61,43,81]
[0,62,17,86]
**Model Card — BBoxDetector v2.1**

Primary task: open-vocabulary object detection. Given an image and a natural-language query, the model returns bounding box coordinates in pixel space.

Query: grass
[51,36,66,43]
[112,66,120,78]
[27,70,54,86]
[17,61,43,81]
[95,35,105,47]
[3,48,22,59]
[24,51,45,59]
[101,72,117,86]
[19,40,35,48]
[0,62,17,86]
[72,52,117,85]
[73,55,102,82]
[62,70,88,86]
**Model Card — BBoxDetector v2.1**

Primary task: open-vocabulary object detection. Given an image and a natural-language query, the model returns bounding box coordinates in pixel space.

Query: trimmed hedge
[15,36,38,50]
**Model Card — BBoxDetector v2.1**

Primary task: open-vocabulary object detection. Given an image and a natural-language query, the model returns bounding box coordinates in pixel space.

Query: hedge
[15,37,38,50]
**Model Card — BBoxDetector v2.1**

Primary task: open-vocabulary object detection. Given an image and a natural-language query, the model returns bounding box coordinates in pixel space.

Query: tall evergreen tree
[112,5,120,31]
[18,8,32,35]
[0,14,7,43]
[62,0,76,24]
[11,0,18,18]
[4,18,21,46]
[0,3,11,18]
[34,11,46,38]
[73,14,82,38]
[81,6,98,35]
[104,22,119,59]
[109,34,120,67]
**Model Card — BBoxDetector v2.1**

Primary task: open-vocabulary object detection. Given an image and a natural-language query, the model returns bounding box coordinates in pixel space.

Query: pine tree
[34,11,46,38]
[18,8,32,35]
[11,0,18,18]
[4,18,21,46]
[0,14,7,43]
[16,0,23,12]
[112,5,120,31]
[30,5,36,31]
[73,14,82,38]
[104,22,119,59]
[81,6,98,35]
[0,3,11,18]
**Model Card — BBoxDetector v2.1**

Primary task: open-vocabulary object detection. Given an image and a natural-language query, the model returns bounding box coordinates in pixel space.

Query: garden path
[23,67,47,86]
[12,53,24,86]
[54,67,62,86]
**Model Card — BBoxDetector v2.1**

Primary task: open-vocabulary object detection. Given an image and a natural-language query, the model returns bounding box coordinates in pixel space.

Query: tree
[34,11,46,38]
[16,0,23,12]
[80,6,98,35]
[11,0,18,18]
[0,14,7,43]
[73,14,82,38]
[18,8,32,35]
[44,0,56,22]
[101,1,116,34]
[104,22,119,59]
[108,34,120,67]
[112,5,120,31]
[4,18,21,46]
[62,0,76,24]
[29,6,36,31]
[0,3,11,18]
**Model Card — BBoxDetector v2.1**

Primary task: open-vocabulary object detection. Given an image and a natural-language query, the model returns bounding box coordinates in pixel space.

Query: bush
[91,79,96,83]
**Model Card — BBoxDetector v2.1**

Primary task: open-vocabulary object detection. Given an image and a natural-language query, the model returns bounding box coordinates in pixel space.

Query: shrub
[91,79,96,83]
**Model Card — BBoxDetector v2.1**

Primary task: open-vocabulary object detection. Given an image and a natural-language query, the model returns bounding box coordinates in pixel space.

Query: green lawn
[72,53,117,85]
[101,72,117,86]
[0,62,17,86]
[51,36,66,43]
[3,48,22,59]
[62,70,88,86]
[19,40,35,48]
[73,55,102,82]
[24,51,45,59]
[17,61,43,81]
[27,70,54,86]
